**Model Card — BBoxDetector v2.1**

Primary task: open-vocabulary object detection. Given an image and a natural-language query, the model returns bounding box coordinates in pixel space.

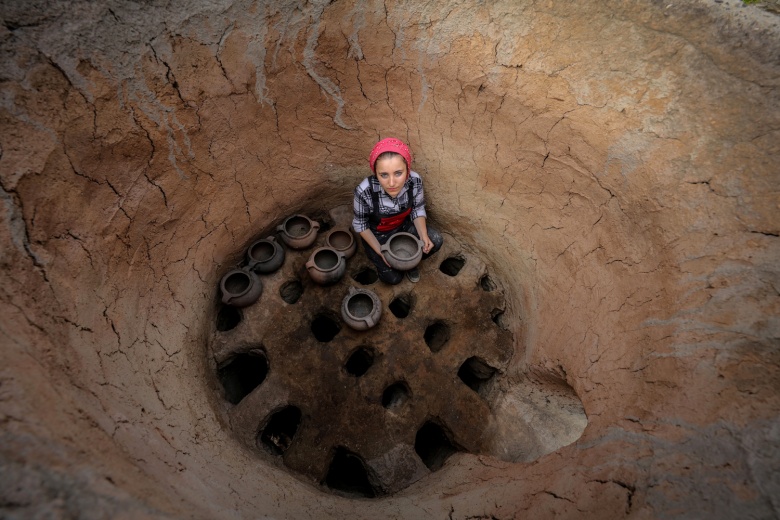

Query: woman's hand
[380,253,391,267]
[421,236,433,254]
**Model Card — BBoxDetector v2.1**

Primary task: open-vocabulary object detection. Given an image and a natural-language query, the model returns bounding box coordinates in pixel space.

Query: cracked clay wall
[1,0,779,518]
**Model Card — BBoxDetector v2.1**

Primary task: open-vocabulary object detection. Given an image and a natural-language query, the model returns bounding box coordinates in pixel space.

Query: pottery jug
[305,247,346,286]
[247,236,285,274]
[220,268,263,308]
[325,228,357,259]
[380,232,424,271]
[341,287,382,330]
[277,214,320,250]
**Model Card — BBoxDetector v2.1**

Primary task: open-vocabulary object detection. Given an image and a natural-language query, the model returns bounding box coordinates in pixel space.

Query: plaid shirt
[352,171,427,233]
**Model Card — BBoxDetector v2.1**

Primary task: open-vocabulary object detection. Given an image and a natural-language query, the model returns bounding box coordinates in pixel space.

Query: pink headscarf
[368,138,413,173]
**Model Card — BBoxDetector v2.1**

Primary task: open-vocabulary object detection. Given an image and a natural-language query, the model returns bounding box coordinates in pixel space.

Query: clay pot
[246,236,285,274]
[325,228,357,259]
[277,214,320,249]
[380,232,424,271]
[305,247,346,286]
[220,268,263,308]
[341,287,382,330]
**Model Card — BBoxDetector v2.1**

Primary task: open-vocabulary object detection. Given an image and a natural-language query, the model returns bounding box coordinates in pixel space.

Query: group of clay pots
[219,213,425,331]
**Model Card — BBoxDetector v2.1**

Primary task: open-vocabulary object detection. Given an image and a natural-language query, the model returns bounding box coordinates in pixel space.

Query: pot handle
[305,259,315,270]
[348,286,357,296]
[266,235,277,243]
[312,221,321,231]
[380,243,391,256]
[363,314,376,328]
[276,223,285,234]
[221,290,234,305]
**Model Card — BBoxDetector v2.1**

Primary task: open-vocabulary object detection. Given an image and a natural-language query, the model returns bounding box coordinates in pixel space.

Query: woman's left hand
[421,236,434,254]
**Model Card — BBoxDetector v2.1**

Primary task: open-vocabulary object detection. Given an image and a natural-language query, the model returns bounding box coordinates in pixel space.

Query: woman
[352,138,443,284]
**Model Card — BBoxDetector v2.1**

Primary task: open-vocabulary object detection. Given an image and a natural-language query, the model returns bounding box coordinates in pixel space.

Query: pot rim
[282,214,316,239]
[308,247,344,272]
[222,269,252,297]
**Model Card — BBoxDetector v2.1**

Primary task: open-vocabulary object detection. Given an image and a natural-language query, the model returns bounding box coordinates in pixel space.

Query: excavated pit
[1,0,779,518]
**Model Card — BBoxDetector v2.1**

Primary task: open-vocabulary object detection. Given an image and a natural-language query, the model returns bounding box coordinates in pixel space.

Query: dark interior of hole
[388,295,412,319]
[216,305,242,331]
[457,357,497,396]
[218,350,269,405]
[311,314,341,342]
[439,255,465,277]
[323,447,377,498]
[491,309,508,330]
[479,274,496,292]
[279,280,304,304]
[344,347,374,377]
[314,250,339,269]
[382,382,410,409]
[224,272,251,293]
[352,267,379,285]
[250,242,274,262]
[315,217,333,234]
[424,321,451,353]
[258,406,302,456]
[414,421,457,471]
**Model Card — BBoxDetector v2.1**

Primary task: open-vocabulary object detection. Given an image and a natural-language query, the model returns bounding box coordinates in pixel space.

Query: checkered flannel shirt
[352,171,427,234]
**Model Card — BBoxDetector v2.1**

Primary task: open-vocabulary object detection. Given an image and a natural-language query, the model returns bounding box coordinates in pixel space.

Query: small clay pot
[247,236,285,274]
[277,214,320,250]
[380,232,423,271]
[220,268,263,308]
[341,287,382,330]
[325,228,357,259]
[305,247,346,285]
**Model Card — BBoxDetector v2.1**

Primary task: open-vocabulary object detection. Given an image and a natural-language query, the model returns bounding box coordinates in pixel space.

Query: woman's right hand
[380,253,391,267]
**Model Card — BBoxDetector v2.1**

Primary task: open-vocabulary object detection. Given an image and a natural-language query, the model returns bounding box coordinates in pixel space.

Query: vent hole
[345,347,375,377]
[439,255,465,277]
[491,308,509,330]
[382,382,410,409]
[352,267,378,285]
[258,406,302,455]
[415,421,457,471]
[280,280,303,304]
[457,357,497,396]
[216,305,242,331]
[479,274,496,291]
[311,314,341,342]
[218,350,268,405]
[324,447,377,498]
[424,321,451,353]
[389,294,412,319]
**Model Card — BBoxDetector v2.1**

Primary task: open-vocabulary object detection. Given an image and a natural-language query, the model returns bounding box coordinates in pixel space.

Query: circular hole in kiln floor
[218,349,268,405]
[311,313,341,342]
[382,381,410,409]
[424,321,451,352]
[440,255,465,276]
[323,447,377,498]
[389,294,412,318]
[258,405,302,455]
[352,267,378,285]
[415,420,457,471]
[344,347,374,377]
[216,305,241,331]
[280,280,304,304]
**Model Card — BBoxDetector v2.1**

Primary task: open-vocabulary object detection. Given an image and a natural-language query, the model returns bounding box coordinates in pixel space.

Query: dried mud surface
[1,0,779,518]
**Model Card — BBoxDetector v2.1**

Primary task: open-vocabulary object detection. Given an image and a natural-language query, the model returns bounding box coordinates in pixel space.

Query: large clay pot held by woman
[277,214,320,250]
[380,232,423,271]
[341,287,382,330]
[220,268,263,308]
[325,228,357,259]
[246,236,285,274]
[305,247,346,285]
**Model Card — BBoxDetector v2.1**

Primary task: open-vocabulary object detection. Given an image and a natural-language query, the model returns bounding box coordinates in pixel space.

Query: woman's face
[375,155,408,197]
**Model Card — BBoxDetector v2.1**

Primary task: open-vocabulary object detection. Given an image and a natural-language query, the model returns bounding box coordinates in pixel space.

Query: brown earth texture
[1,0,779,518]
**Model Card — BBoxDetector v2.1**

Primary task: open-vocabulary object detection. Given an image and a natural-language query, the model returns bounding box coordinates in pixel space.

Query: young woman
[352,138,443,284]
